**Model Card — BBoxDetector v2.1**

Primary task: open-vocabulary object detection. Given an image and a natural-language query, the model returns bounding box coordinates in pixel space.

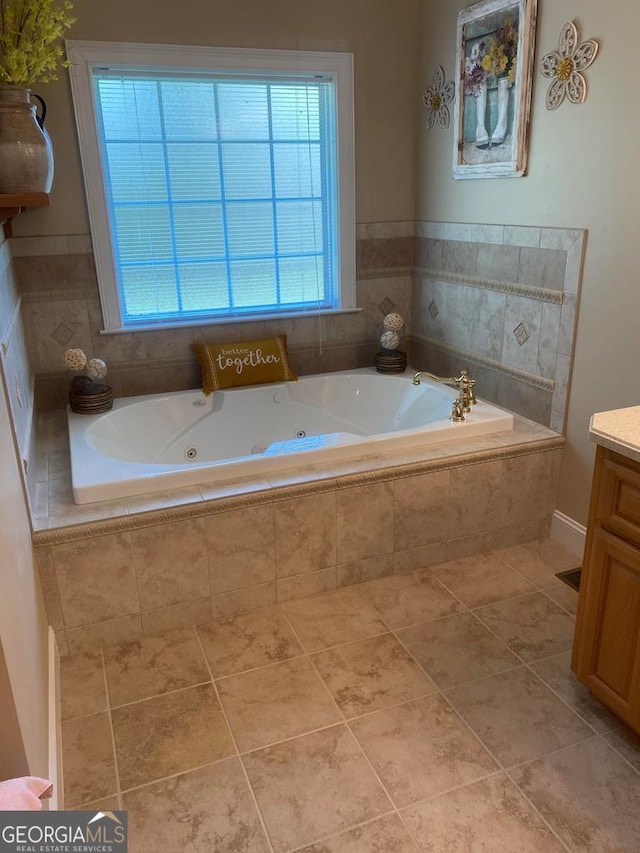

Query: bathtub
[67,367,514,504]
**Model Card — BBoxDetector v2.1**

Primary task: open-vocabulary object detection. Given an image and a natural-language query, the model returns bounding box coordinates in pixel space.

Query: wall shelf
[0,193,50,237]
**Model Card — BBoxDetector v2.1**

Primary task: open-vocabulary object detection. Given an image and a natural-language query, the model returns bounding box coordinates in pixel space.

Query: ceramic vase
[0,86,53,193]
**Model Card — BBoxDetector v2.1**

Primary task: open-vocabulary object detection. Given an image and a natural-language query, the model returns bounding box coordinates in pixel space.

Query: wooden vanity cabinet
[572,445,640,732]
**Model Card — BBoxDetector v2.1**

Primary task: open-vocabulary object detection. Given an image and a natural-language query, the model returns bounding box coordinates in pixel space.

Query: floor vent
[556,568,582,592]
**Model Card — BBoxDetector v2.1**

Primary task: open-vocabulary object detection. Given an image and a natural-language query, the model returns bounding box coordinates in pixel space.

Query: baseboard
[47,627,62,810]
[550,511,586,559]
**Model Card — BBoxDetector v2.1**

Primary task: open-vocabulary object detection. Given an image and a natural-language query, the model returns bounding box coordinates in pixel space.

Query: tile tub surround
[33,411,563,655]
[0,233,36,507]
[12,220,584,429]
[11,224,413,411]
[412,222,585,432]
[59,540,640,852]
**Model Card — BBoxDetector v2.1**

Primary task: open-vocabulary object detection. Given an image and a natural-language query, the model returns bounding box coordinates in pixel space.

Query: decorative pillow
[193,335,297,395]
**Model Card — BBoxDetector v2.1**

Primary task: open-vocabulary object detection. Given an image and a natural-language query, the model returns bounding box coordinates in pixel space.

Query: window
[67,41,355,332]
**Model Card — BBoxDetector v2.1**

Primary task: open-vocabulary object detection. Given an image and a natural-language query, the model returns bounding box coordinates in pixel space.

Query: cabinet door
[573,529,640,727]
[597,453,640,548]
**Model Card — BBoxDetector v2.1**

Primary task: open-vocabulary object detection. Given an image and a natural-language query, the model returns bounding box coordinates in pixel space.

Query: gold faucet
[412,369,477,420]
[412,370,457,387]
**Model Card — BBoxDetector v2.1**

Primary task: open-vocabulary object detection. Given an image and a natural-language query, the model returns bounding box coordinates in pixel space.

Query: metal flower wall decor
[540,21,599,110]
[423,66,454,130]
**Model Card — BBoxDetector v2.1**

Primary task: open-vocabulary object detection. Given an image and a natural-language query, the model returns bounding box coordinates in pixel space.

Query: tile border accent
[416,268,563,304]
[20,268,410,305]
[10,235,94,257]
[411,333,555,393]
[33,435,564,547]
[358,267,413,281]
[21,286,99,304]
[14,224,415,256]
[356,221,415,239]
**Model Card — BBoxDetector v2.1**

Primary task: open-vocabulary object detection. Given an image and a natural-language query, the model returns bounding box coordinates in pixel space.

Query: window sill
[100,306,362,335]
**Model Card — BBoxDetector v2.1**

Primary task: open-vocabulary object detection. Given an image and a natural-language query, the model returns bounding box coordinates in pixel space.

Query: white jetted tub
[68,367,513,504]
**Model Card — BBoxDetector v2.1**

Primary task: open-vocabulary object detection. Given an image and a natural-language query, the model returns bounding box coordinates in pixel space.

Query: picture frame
[453,0,538,179]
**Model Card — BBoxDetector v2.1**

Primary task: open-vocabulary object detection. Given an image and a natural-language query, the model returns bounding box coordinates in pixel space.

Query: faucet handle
[455,370,471,413]
[450,397,465,422]
[456,369,477,409]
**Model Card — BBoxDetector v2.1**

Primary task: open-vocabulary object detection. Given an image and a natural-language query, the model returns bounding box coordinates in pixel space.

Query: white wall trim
[550,510,586,559]
[47,628,62,810]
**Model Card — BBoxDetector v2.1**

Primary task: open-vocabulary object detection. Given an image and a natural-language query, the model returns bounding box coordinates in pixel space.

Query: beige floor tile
[218,657,341,751]
[511,738,640,851]
[242,724,390,852]
[361,569,465,629]
[66,615,143,655]
[349,695,497,807]
[338,554,395,586]
[603,726,640,772]
[197,605,303,677]
[296,814,418,852]
[542,581,579,617]
[401,774,565,852]
[445,667,593,767]
[432,553,536,608]
[141,596,212,635]
[62,712,117,807]
[530,651,620,733]
[112,683,234,790]
[474,591,576,662]
[311,634,436,718]
[497,538,581,588]
[211,582,277,622]
[282,588,387,652]
[60,652,106,720]
[277,567,338,601]
[397,612,520,689]
[104,627,210,707]
[71,795,120,811]
[393,542,448,576]
[124,758,269,852]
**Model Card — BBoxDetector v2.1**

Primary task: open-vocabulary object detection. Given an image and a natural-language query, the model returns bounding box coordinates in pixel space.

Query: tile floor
[60,538,640,852]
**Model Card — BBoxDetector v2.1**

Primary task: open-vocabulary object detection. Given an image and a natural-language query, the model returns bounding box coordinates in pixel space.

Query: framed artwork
[452,0,538,179]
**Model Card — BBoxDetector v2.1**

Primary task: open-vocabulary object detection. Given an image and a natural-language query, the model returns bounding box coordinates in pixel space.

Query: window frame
[66,40,356,333]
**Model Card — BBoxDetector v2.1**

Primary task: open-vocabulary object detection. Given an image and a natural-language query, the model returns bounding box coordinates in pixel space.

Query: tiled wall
[12,224,414,410]
[35,442,560,655]
[412,223,585,432]
[0,234,35,503]
[11,218,585,444]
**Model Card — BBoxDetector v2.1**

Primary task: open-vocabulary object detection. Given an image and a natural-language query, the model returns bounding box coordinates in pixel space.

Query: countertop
[590,405,640,464]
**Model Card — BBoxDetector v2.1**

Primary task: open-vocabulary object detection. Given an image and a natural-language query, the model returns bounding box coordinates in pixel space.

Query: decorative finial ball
[64,348,87,371]
[383,312,404,331]
[86,358,108,380]
[380,330,400,352]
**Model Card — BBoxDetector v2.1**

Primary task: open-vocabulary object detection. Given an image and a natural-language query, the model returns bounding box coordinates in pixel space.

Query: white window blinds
[92,70,339,327]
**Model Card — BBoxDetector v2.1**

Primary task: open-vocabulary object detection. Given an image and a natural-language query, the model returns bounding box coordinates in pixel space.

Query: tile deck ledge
[32,414,564,547]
